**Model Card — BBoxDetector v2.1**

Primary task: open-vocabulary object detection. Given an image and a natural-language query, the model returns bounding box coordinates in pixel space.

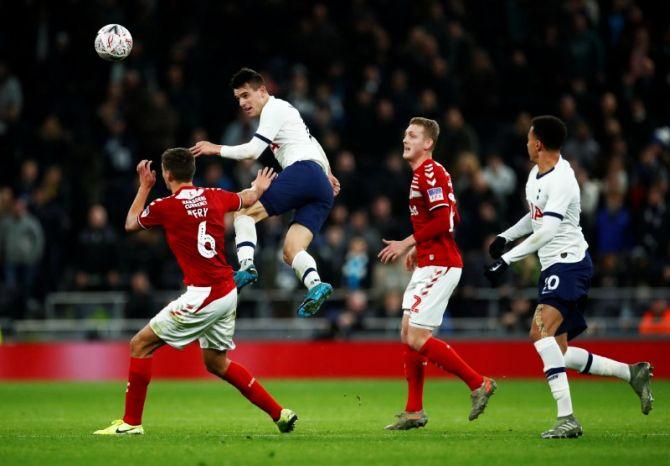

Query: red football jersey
[409,159,463,268]
[137,185,241,291]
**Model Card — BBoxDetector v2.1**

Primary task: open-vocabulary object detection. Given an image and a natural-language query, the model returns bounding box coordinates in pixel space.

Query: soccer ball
[94,24,133,61]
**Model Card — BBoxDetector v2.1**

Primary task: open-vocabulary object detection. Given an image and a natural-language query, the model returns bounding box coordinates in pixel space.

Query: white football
[95,24,133,61]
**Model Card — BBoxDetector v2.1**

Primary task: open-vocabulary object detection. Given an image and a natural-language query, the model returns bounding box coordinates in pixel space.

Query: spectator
[15,159,39,199]
[32,179,70,293]
[463,47,500,124]
[0,197,44,316]
[558,94,582,137]
[72,205,120,291]
[323,290,368,339]
[638,299,670,335]
[634,183,669,283]
[482,153,517,203]
[333,150,366,210]
[377,291,403,318]
[316,225,347,287]
[595,191,632,254]
[457,171,500,251]
[197,161,235,190]
[370,195,402,240]
[287,69,316,122]
[562,13,604,81]
[564,120,601,172]
[346,210,380,251]
[124,271,155,319]
[438,107,479,164]
[500,298,532,334]
[0,59,22,138]
[342,236,371,290]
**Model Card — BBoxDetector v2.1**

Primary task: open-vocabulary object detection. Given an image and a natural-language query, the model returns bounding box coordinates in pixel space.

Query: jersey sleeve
[215,190,242,212]
[419,164,455,213]
[137,199,166,229]
[254,99,284,144]
[542,173,575,220]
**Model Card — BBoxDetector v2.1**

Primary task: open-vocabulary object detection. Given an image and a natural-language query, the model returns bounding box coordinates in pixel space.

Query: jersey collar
[175,184,195,194]
[536,155,562,179]
[413,158,432,173]
[174,185,196,195]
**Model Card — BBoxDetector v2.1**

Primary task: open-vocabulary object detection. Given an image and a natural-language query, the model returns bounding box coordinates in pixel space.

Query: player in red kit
[379,118,496,430]
[94,148,297,435]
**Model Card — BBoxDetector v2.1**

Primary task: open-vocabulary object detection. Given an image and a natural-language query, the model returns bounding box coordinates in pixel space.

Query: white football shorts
[150,286,237,351]
[402,266,462,330]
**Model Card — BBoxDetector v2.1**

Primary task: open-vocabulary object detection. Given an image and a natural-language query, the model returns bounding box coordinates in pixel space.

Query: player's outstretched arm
[485,215,561,284]
[378,236,417,264]
[190,138,267,161]
[238,167,276,208]
[489,212,533,259]
[501,215,561,265]
[125,160,156,232]
[499,212,532,242]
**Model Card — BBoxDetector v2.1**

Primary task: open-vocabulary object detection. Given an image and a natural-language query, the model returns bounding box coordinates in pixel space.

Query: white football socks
[234,215,256,270]
[534,337,573,417]
[564,346,631,381]
[291,250,322,289]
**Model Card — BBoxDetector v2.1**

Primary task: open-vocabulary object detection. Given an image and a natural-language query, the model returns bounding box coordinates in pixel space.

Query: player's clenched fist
[136,160,156,189]
[190,140,221,157]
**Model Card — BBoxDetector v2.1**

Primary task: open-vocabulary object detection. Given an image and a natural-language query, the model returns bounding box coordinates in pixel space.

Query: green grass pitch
[1,379,668,466]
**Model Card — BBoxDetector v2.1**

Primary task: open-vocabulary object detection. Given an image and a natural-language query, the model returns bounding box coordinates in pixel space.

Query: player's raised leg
[202,349,297,433]
[93,325,165,435]
[562,339,654,414]
[530,305,582,439]
[232,202,269,290]
[284,223,333,317]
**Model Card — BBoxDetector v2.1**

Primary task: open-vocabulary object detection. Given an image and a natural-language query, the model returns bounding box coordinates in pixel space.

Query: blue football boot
[297,282,333,317]
[234,264,258,290]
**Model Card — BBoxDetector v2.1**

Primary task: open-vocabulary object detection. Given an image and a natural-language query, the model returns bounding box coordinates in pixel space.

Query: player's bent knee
[204,359,219,375]
[129,334,148,358]
[282,247,292,265]
[406,331,429,352]
[128,337,138,355]
[282,244,301,265]
[204,351,230,376]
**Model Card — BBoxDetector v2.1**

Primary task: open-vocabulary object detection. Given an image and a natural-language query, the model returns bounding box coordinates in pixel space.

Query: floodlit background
[0,0,669,342]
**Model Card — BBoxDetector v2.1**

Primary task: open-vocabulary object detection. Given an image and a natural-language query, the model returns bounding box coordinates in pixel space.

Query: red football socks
[419,337,484,391]
[123,357,153,426]
[403,344,427,412]
[223,361,283,421]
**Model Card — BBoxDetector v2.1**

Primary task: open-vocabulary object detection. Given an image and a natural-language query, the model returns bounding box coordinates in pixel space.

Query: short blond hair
[409,117,440,149]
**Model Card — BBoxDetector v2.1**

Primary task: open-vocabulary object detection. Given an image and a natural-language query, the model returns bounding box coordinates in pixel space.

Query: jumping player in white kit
[484,115,654,439]
[192,68,339,317]
[379,117,496,430]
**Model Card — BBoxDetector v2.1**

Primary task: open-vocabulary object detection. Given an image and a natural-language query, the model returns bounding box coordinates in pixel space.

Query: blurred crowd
[0,0,669,336]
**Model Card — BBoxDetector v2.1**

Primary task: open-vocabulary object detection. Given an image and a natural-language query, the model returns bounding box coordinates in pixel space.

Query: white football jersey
[525,156,589,269]
[254,96,330,173]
